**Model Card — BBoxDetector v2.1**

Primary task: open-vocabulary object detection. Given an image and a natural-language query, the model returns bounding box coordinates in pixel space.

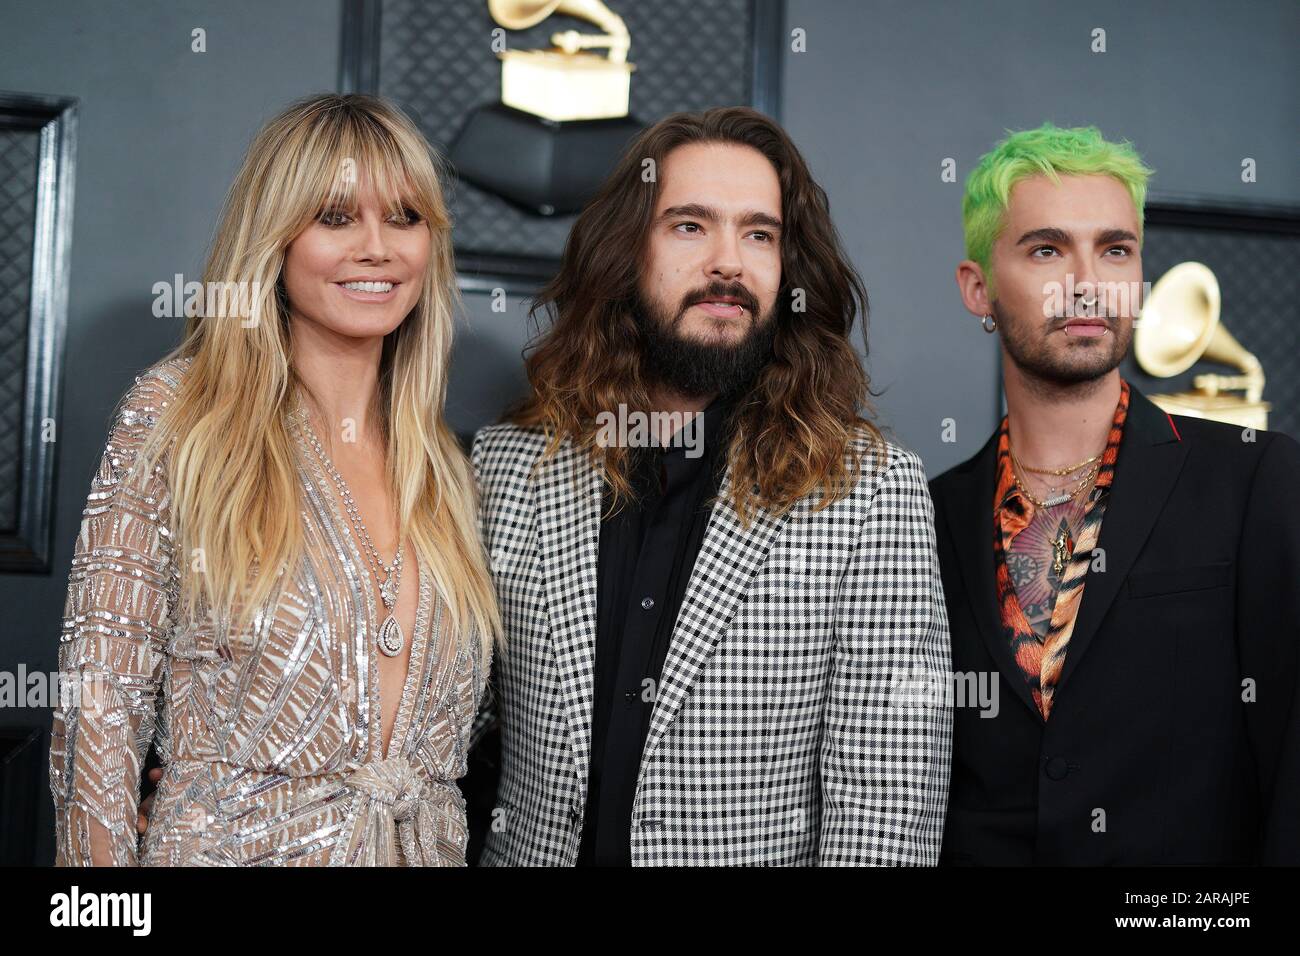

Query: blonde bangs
[308,109,449,236]
[138,94,499,662]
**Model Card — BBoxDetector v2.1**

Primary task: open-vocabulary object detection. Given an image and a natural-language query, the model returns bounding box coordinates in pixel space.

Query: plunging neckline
[376,556,430,760]
[323,476,427,763]
[290,406,428,763]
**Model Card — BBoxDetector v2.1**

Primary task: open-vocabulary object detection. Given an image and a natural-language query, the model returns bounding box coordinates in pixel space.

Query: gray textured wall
[0,0,1295,865]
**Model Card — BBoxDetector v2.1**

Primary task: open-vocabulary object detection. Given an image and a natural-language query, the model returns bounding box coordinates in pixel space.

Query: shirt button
[641,596,655,610]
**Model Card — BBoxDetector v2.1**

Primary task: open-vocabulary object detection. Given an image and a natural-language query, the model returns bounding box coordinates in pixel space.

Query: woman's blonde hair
[137,93,499,660]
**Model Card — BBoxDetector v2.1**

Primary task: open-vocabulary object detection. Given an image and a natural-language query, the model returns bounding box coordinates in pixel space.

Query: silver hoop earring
[981,313,997,333]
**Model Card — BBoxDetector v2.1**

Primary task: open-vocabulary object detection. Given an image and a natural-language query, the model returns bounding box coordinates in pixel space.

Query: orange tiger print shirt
[993,379,1130,720]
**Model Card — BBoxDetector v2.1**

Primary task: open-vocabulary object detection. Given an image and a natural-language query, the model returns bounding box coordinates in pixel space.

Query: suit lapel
[941,433,1042,721]
[640,462,793,764]
[1056,385,1186,689]
[531,439,603,789]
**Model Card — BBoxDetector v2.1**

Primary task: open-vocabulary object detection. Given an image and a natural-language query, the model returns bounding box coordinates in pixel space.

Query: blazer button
[1044,756,1070,780]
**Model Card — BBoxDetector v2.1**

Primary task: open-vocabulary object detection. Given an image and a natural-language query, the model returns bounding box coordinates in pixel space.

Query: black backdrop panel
[376,0,762,272]
[0,126,39,532]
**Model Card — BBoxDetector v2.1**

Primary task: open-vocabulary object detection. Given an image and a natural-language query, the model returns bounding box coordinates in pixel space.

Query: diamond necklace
[297,408,406,657]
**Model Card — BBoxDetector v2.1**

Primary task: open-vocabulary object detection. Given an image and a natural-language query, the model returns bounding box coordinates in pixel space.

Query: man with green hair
[929,122,1300,864]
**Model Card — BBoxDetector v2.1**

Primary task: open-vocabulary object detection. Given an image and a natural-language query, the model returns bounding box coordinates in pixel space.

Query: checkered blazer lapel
[533,439,792,785]
[532,438,603,789]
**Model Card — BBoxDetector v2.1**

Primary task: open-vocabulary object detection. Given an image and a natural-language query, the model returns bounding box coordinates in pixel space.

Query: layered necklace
[1010,450,1102,578]
[298,409,407,657]
[1010,450,1101,509]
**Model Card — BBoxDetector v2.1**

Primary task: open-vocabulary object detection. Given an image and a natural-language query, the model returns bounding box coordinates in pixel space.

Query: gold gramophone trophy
[490,0,635,122]
[449,0,640,215]
[1135,261,1270,430]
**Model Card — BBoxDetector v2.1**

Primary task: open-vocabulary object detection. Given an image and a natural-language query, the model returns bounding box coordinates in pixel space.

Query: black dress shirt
[577,396,732,866]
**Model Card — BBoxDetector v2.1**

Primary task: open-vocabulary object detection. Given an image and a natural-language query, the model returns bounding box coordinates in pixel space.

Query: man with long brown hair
[472,107,952,866]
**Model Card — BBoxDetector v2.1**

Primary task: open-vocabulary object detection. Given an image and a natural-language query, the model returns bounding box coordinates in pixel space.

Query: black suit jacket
[929,383,1300,865]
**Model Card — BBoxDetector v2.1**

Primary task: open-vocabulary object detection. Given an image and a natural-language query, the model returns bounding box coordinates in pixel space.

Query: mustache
[1046,297,1124,323]
[678,280,760,318]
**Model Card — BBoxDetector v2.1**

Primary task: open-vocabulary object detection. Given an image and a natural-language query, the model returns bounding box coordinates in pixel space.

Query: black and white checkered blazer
[471,422,952,866]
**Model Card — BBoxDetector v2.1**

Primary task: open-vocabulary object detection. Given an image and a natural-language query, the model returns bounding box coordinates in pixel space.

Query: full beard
[633,284,778,400]
[994,299,1133,389]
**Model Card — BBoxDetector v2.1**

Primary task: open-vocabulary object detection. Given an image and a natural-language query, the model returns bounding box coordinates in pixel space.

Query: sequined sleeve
[50,368,179,866]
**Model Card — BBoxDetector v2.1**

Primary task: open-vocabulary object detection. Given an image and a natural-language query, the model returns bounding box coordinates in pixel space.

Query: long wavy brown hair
[509,106,882,523]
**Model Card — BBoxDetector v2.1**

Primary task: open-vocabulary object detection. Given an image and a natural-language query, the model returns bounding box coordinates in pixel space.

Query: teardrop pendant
[378,613,405,657]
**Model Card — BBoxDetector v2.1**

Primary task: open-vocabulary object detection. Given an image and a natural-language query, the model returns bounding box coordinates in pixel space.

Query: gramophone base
[500,50,633,122]
[449,102,640,216]
[1147,391,1270,431]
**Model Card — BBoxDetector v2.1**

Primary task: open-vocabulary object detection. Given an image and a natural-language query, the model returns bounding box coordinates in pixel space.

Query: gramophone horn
[491,0,629,31]
[1136,260,1267,418]
[1136,261,1223,377]
[488,0,565,31]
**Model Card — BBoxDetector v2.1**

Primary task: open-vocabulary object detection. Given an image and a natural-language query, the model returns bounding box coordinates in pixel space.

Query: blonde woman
[50,94,499,866]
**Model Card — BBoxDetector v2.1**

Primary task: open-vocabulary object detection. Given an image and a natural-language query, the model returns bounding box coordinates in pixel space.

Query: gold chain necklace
[1010,455,1096,576]
[1011,451,1099,509]
[1016,452,1102,477]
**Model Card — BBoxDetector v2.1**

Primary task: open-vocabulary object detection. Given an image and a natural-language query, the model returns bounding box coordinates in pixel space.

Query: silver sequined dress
[49,357,489,866]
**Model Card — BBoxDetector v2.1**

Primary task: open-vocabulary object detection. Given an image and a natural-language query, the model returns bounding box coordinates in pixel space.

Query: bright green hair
[962,123,1154,295]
